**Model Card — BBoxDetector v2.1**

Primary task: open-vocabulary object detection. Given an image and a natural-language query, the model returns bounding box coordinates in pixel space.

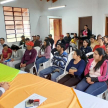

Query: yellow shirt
[90,41,99,50]
[71,39,77,45]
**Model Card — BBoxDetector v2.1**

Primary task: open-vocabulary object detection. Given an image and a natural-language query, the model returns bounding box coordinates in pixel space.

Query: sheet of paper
[14,94,47,108]
[0,63,20,82]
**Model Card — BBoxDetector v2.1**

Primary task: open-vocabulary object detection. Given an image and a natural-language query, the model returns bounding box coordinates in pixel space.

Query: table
[0,73,82,108]
[74,89,108,108]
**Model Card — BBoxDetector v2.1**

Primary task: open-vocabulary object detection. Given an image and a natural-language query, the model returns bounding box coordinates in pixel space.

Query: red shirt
[2,48,12,59]
[93,45,106,52]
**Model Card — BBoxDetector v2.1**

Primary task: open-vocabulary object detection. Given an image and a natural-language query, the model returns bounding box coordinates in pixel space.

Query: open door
[53,19,62,44]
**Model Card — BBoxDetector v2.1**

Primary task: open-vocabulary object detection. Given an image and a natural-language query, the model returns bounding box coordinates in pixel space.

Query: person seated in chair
[32,35,41,47]
[80,39,92,55]
[105,43,108,60]
[51,35,65,55]
[76,48,108,96]
[104,35,108,45]
[0,44,12,63]
[69,36,78,53]
[58,49,86,87]
[0,38,6,57]
[35,39,51,72]
[15,41,37,73]
[0,82,10,97]
[93,38,105,52]
[64,33,71,49]
[19,35,25,47]
[7,45,23,68]
[39,43,68,82]
[48,34,54,49]
[90,35,99,50]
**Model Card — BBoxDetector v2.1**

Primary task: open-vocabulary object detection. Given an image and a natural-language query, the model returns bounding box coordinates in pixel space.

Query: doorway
[105,17,108,35]
[78,16,92,48]
[49,18,62,44]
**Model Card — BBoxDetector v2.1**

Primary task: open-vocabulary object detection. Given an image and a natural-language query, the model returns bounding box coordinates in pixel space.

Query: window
[3,7,31,42]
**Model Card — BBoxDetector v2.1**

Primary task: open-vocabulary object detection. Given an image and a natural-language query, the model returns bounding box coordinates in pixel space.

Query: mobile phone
[25,99,40,108]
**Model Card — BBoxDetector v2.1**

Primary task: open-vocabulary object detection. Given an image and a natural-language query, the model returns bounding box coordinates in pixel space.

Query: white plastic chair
[20,49,26,55]
[43,53,53,69]
[34,47,40,56]
[56,51,74,81]
[37,53,53,75]
[86,52,94,57]
[19,44,24,49]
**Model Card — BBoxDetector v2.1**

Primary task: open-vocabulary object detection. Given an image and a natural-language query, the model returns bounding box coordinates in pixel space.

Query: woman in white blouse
[7,45,23,68]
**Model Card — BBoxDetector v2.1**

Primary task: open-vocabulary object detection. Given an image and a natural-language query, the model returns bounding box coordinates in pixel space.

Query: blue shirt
[66,59,86,76]
[80,46,92,54]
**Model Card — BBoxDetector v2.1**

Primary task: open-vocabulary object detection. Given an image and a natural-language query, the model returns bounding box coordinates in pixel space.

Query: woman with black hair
[58,49,86,87]
[81,25,92,40]
[7,45,23,68]
[105,43,108,60]
[35,39,51,72]
[90,36,98,50]
[76,48,108,96]
[0,44,12,63]
[80,39,92,54]
[93,38,105,52]
[64,33,71,49]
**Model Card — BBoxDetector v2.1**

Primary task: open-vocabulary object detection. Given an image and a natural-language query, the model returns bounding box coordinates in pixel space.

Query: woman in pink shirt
[0,44,12,63]
[76,48,108,96]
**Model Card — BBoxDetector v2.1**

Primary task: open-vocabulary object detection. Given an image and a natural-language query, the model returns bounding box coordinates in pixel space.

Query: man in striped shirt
[39,43,68,82]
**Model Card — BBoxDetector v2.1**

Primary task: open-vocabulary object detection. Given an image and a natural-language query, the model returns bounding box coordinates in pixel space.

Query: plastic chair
[34,47,40,56]
[86,52,94,57]
[37,53,53,75]
[20,49,26,55]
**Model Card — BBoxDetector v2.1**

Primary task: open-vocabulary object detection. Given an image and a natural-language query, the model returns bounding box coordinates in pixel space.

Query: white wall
[1,0,108,43]
[0,0,41,44]
[97,0,108,36]
[38,0,99,39]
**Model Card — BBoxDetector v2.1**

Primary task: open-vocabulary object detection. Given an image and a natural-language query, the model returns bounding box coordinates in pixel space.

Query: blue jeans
[76,78,107,96]
[36,57,49,72]
[39,66,64,82]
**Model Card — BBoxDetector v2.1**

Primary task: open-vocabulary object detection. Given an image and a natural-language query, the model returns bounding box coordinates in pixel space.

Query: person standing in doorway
[81,25,91,40]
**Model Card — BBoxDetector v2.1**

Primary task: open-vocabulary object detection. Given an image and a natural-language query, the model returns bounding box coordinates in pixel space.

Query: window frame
[3,6,31,42]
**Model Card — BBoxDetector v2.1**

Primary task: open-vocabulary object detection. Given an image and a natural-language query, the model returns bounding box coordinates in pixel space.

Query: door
[79,16,92,48]
[105,17,108,36]
[53,19,62,44]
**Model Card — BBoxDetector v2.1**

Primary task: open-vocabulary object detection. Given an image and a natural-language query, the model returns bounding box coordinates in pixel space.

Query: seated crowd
[1,31,108,98]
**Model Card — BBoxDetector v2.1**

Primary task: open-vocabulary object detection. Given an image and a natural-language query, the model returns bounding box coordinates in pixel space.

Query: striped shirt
[52,51,68,70]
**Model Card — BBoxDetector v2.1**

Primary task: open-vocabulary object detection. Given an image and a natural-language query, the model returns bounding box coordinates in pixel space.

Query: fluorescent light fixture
[48,5,66,10]
[0,0,15,4]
